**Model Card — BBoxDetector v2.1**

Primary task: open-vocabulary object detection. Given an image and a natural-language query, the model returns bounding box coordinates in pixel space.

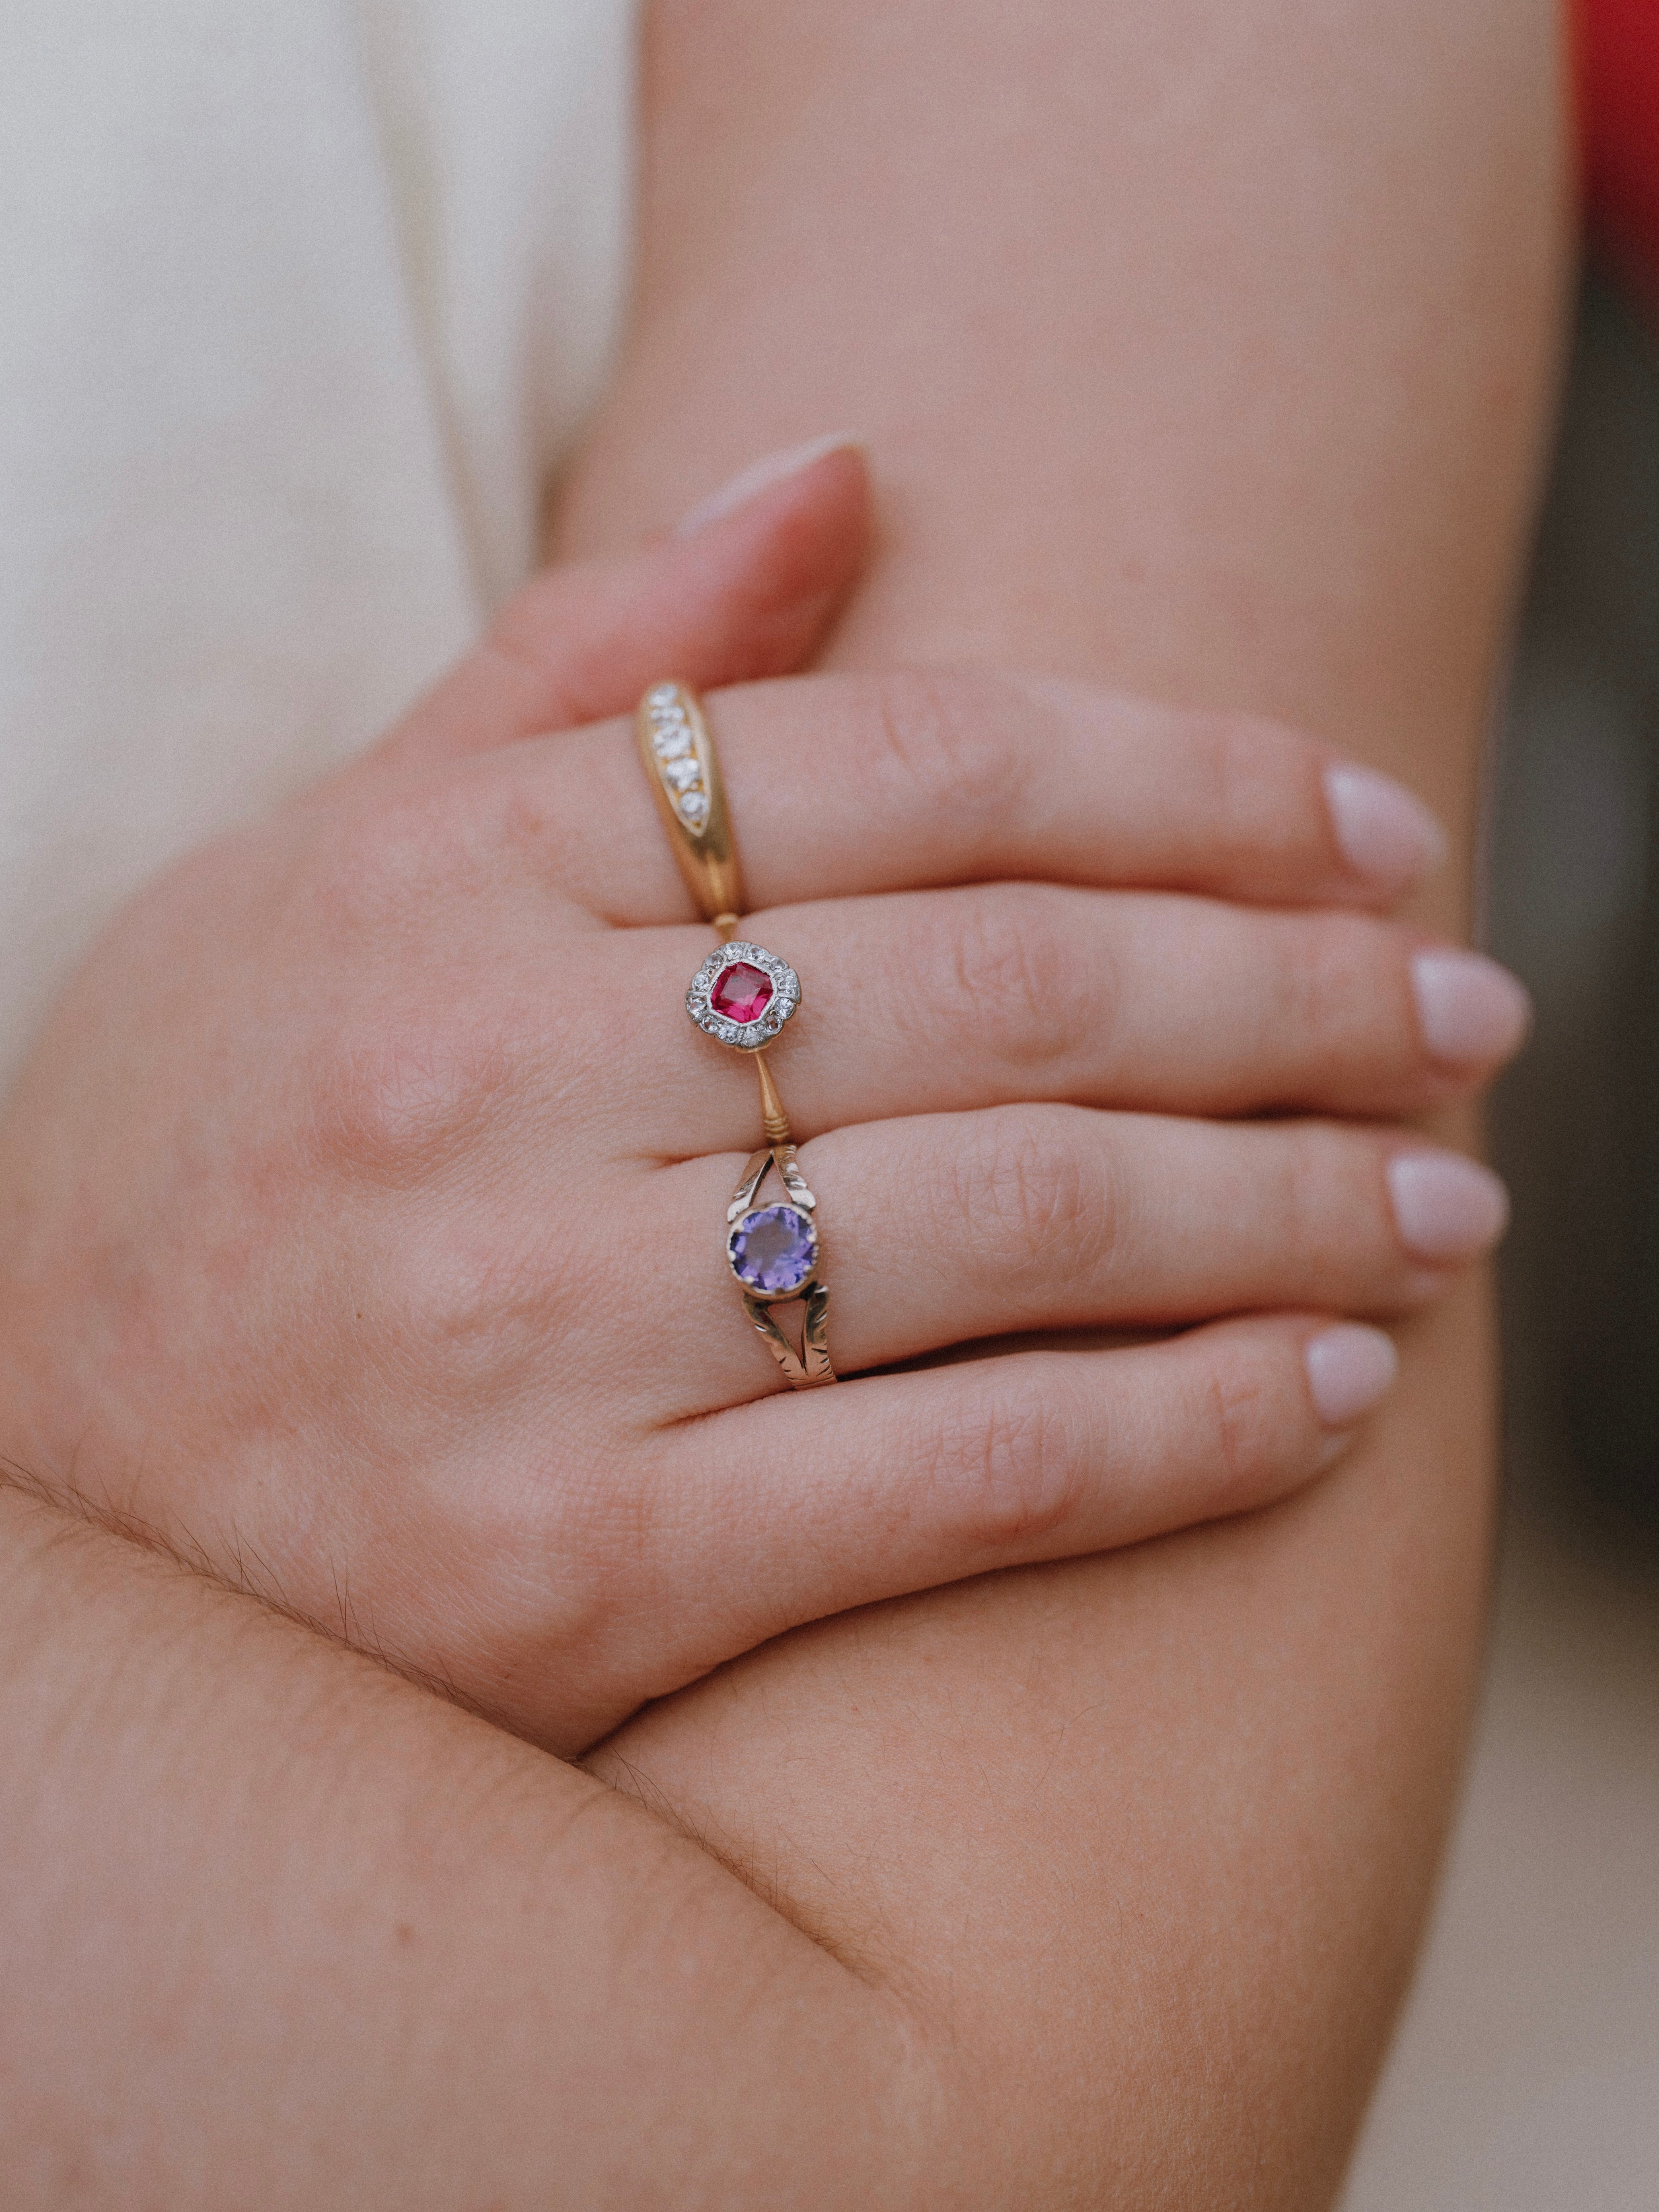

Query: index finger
[484,669,1447,921]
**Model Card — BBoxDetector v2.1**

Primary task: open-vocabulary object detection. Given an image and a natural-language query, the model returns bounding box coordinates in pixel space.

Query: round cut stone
[710,961,773,1024]
[728,1205,816,1295]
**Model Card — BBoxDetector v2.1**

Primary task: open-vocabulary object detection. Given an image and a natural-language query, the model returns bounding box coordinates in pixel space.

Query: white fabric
[0,1,635,1091]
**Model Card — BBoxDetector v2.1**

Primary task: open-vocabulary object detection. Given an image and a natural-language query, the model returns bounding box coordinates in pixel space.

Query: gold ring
[637,680,836,1389]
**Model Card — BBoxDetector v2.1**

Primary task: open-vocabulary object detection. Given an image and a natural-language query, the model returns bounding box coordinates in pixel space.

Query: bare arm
[0,1484,935,2208]
[554,2,1571,2198]
[0,363,1513,2202]
[0,6,1562,2204]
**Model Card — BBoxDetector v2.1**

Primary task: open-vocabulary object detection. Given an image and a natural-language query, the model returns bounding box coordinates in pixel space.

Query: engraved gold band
[636,681,836,1389]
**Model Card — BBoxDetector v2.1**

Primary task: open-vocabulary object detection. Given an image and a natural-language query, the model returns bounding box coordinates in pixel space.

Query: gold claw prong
[741,1288,836,1389]
[742,1295,812,1388]
[728,1150,773,1221]
[776,1147,816,1210]
[802,1285,835,1384]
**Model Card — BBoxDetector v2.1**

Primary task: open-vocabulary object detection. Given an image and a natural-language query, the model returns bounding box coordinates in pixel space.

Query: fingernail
[1323,764,1448,889]
[1411,948,1532,1065]
[1387,1152,1510,1263]
[1304,1323,1400,1428]
[674,434,862,538]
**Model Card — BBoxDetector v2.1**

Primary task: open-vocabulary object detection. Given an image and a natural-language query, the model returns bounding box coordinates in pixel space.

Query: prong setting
[727,1202,819,1301]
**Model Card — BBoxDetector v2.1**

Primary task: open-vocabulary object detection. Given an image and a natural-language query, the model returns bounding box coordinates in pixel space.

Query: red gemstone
[710,961,773,1024]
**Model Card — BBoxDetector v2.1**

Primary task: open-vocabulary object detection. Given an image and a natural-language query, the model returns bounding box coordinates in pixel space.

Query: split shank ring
[636,680,836,1390]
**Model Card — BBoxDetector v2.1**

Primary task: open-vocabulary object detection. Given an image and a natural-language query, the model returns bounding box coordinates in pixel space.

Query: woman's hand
[0,455,1525,1756]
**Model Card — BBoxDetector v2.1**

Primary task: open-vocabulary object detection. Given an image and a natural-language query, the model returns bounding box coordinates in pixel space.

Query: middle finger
[631,883,1528,1151]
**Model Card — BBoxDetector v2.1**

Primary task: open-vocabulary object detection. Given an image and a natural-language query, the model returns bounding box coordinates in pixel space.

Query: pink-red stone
[710,962,773,1024]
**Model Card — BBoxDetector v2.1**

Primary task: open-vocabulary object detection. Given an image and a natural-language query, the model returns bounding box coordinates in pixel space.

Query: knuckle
[377,1216,581,1411]
[942,884,1083,1065]
[532,1456,654,1643]
[439,1453,642,1696]
[1189,711,1326,868]
[1266,1121,1369,1275]
[857,668,1025,836]
[1267,913,1376,1050]
[950,1107,1114,1291]
[312,1021,519,1187]
[932,1368,1085,1550]
[1200,1336,1290,1503]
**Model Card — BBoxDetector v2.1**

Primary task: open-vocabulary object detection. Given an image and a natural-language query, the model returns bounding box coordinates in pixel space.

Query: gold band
[635,681,744,930]
[639,680,837,1389]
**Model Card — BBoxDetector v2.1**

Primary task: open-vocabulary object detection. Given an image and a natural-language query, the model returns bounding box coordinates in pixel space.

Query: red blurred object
[1579,0,1659,281]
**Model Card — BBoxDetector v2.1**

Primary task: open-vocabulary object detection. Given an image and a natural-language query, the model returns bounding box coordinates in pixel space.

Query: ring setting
[685,941,800,1050]
[723,1153,833,1388]
[727,1202,819,1297]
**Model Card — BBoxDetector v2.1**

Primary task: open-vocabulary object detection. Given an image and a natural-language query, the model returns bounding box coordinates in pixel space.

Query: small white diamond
[679,791,709,824]
[663,757,701,792]
[653,728,693,760]
[647,683,678,708]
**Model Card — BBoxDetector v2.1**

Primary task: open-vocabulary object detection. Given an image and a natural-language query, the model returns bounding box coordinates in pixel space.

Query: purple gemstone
[728,1204,816,1296]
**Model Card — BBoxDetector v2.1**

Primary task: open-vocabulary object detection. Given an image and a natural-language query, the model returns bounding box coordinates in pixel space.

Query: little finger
[645,1314,1399,1678]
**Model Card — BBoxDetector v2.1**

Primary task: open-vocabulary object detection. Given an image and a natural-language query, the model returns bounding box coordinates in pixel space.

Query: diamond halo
[685,941,801,1051]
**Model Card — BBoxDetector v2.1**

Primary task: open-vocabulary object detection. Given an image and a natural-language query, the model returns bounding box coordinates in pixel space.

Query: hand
[0,453,1525,1754]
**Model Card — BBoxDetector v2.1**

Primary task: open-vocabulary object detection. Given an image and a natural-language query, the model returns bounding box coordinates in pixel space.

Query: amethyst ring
[636,680,837,1390]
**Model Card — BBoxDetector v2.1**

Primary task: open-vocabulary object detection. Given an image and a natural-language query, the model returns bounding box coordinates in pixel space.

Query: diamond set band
[642,682,712,828]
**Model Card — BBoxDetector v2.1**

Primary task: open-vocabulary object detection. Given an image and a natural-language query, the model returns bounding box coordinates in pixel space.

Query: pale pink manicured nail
[1323,764,1448,888]
[1304,1324,1400,1428]
[674,434,862,537]
[1411,948,1532,1065]
[1387,1153,1510,1263]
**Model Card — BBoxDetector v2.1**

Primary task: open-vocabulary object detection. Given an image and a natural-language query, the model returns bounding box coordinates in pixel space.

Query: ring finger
[645,882,1529,1149]
[650,1106,1508,1410]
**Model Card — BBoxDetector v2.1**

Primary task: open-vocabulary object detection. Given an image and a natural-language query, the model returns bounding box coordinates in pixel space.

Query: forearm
[591,1287,1494,2200]
[0,1484,922,2208]
[557,0,1570,2197]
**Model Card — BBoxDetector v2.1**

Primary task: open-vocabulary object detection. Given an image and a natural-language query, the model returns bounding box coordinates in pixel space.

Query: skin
[0,0,1564,2203]
[0,456,1500,1757]
[0,465,1498,2211]
[551,0,1568,2200]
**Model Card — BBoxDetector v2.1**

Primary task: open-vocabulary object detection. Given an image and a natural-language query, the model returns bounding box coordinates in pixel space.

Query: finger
[489,666,1448,921]
[366,441,869,775]
[651,1110,1507,1404]
[632,886,1531,1144]
[713,671,1448,909]
[645,1315,1399,1681]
